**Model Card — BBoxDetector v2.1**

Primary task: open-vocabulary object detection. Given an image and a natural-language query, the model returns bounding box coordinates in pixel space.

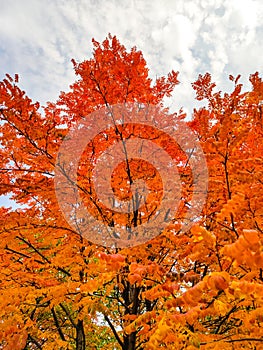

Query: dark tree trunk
[76,319,86,350]
[122,281,141,350]
[123,332,137,350]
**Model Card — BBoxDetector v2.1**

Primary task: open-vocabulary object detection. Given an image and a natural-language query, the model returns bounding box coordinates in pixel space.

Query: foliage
[1,35,263,349]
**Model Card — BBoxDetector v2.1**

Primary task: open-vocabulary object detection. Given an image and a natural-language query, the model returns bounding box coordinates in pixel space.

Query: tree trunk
[123,332,137,350]
[76,319,86,350]
[122,281,141,350]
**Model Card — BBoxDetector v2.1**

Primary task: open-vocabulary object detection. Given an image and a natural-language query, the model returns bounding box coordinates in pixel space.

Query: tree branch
[104,314,124,348]
[51,307,66,341]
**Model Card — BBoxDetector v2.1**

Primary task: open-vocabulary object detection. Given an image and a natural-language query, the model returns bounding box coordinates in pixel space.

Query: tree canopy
[0,35,263,349]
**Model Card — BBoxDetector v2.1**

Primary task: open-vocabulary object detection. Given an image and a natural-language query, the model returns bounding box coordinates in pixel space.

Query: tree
[0,35,263,349]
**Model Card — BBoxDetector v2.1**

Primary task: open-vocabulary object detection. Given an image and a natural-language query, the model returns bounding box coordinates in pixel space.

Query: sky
[1,0,263,115]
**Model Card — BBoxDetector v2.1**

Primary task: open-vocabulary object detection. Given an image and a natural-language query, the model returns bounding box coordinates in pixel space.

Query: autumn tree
[1,35,263,350]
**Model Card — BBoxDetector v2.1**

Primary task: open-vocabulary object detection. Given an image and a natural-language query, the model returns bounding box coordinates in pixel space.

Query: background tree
[0,35,263,349]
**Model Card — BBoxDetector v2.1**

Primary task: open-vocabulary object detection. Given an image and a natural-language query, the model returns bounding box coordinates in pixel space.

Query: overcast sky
[1,0,263,115]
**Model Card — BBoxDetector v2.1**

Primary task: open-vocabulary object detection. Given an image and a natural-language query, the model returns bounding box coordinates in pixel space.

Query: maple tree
[1,34,263,349]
